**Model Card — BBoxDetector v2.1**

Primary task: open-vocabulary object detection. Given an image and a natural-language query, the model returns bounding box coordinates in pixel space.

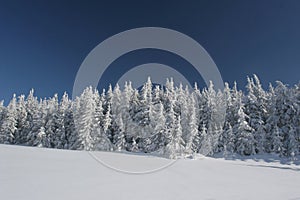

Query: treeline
[0,75,299,159]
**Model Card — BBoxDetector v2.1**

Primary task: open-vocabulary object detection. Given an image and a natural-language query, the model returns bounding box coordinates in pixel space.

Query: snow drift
[1,144,300,200]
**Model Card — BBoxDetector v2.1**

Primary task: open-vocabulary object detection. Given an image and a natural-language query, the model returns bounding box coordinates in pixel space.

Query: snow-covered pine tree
[184,95,199,155]
[92,90,112,151]
[153,84,162,104]
[212,90,226,153]
[0,100,5,133]
[103,104,112,143]
[226,82,242,127]
[121,81,134,147]
[173,83,184,118]
[176,84,189,143]
[266,81,297,155]
[295,83,300,153]
[24,89,40,145]
[165,78,175,100]
[290,84,300,156]
[45,94,59,148]
[223,82,245,155]
[73,87,96,150]
[197,87,210,134]
[265,83,276,153]
[128,84,150,151]
[64,100,76,150]
[134,77,153,140]
[255,124,267,154]
[198,122,211,155]
[14,95,28,145]
[270,124,284,155]
[234,107,256,156]
[95,85,114,145]
[286,125,298,158]
[222,122,235,156]
[252,75,268,122]
[54,92,71,149]
[104,84,113,111]
[245,75,268,154]
[163,96,176,156]
[164,115,185,159]
[111,84,122,117]
[195,82,221,155]
[190,83,202,153]
[111,83,129,149]
[0,94,17,144]
[220,83,232,152]
[26,99,48,147]
[139,84,165,153]
[114,116,126,151]
[148,99,166,153]
[200,81,224,154]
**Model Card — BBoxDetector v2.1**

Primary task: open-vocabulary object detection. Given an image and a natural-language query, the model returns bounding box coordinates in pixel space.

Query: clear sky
[0,0,300,104]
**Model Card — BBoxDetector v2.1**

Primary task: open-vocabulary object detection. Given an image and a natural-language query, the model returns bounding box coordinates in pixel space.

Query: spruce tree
[0,94,17,144]
[234,107,255,156]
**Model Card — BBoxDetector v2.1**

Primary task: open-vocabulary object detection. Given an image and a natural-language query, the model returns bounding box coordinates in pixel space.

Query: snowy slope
[1,144,300,200]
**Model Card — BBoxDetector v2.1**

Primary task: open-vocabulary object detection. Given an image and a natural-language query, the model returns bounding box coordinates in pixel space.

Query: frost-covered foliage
[0,75,299,159]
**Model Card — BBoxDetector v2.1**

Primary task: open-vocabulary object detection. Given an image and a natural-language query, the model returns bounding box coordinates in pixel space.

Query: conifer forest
[0,75,299,159]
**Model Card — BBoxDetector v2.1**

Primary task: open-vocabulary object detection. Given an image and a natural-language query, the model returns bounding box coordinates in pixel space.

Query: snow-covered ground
[1,144,300,200]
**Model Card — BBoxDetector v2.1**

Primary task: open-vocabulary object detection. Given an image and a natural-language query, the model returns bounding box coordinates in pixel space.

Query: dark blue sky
[0,0,300,104]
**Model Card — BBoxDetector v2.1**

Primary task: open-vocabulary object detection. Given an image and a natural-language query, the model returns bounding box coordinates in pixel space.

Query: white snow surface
[1,144,300,200]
